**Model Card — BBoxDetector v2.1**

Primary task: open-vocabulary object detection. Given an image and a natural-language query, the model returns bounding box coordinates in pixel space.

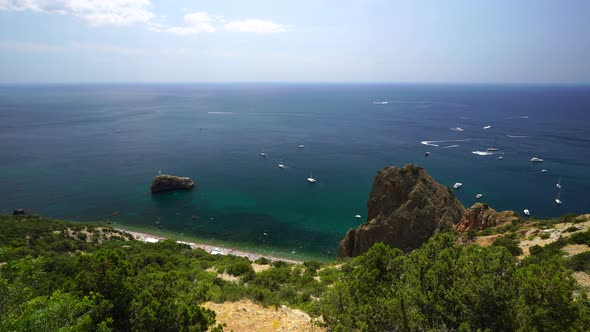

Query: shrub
[539,233,551,240]
[566,252,590,272]
[492,236,523,256]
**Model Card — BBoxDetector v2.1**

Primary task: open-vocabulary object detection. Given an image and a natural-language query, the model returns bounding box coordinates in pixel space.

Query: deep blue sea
[1,84,589,259]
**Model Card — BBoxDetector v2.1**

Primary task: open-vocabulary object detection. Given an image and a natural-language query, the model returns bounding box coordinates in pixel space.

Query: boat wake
[440,144,460,149]
[506,135,529,138]
[208,111,234,115]
[420,139,471,147]
[372,101,390,105]
[450,127,465,132]
[472,151,494,156]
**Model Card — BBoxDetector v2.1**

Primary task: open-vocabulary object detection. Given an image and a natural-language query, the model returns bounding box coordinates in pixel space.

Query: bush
[566,252,590,272]
[569,231,590,245]
[254,257,270,265]
[492,236,523,256]
[225,260,254,277]
[564,226,579,233]
[540,233,551,240]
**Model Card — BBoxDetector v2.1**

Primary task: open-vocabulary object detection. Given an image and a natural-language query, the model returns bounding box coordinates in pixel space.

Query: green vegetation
[1,214,589,331]
[0,215,335,331]
[492,235,523,256]
[321,233,590,331]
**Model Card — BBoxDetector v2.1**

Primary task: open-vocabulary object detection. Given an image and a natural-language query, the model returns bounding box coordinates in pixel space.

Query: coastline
[115,225,303,264]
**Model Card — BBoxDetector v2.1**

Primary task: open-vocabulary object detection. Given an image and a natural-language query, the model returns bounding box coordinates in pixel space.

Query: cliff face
[338,164,464,258]
[455,203,519,233]
[150,175,195,193]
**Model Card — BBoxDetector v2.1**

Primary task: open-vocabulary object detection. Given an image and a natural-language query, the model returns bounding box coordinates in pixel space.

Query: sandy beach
[115,227,301,264]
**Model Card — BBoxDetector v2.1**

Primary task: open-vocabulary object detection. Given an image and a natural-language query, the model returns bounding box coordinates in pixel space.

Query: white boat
[298,144,304,148]
[498,156,504,160]
[452,127,465,132]
[523,209,530,216]
[556,177,562,189]
[555,189,562,205]
[425,151,430,156]
[475,193,483,199]
[278,163,285,169]
[486,147,499,152]
[483,125,491,129]
[453,182,462,189]
[260,152,266,157]
[354,214,362,219]
[307,172,316,183]
[541,169,548,173]
[530,157,544,162]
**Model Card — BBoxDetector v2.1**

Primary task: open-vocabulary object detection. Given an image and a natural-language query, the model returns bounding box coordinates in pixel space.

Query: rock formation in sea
[455,203,520,233]
[12,209,25,215]
[338,164,465,258]
[150,174,195,194]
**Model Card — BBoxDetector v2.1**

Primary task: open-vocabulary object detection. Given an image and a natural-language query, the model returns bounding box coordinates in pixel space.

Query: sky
[0,0,588,83]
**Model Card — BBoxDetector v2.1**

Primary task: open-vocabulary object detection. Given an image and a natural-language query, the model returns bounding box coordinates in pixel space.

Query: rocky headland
[338,164,465,257]
[455,202,520,232]
[150,174,195,194]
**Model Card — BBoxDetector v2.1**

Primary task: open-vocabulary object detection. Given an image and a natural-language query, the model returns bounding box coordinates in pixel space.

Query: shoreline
[115,227,303,264]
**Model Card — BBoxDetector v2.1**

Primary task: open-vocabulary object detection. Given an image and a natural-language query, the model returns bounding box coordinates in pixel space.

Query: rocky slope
[150,174,195,193]
[338,164,464,257]
[455,203,520,232]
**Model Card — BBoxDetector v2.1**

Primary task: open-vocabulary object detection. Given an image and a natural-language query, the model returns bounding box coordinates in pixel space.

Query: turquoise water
[1,84,589,260]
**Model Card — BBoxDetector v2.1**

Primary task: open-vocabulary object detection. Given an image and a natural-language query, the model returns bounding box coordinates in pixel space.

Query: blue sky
[0,0,588,83]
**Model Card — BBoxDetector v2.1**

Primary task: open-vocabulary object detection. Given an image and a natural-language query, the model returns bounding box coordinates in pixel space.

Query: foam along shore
[116,228,301,264]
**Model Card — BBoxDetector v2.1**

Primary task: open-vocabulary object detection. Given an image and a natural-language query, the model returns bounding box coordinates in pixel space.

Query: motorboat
[453,182,462,189]
[541,169,548,173]
[530,157,544,162]
[523,209,530,216]
[307,172,316,183]
[354,214,362,219]
[260,152,266,157]
[498,156,504,160]
[486,147,499,152]
[475,194,483,199]
[298,144,304,148]
[278,163,285,169]
[425,151,430,156]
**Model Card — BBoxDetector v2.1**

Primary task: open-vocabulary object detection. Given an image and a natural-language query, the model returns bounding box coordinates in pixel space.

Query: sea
[1,83,589,260]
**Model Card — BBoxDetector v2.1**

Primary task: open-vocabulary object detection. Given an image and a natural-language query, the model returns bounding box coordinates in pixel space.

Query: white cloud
[0,0,154,26]
[0,2,290,34]
[156,11,215,35]
[224,19,286,33]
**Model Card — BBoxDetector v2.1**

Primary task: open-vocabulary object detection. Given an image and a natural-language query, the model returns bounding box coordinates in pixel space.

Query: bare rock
[456,203,519,233]
[150,174,195,194]
[338,164,465,258]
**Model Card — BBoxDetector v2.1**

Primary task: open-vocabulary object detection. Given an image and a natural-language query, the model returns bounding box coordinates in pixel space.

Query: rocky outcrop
[455,203,519,232]
[12,209,25,215]
[150,175,195,194]
[338,164,465,258]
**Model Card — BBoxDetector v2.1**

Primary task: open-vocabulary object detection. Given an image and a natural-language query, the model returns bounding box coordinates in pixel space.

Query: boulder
[338,164,464,258]
[150,174,195,194]
[455,203,519,232]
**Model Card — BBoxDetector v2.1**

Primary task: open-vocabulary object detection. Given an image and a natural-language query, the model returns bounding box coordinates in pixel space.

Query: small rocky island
[150,174,195,194]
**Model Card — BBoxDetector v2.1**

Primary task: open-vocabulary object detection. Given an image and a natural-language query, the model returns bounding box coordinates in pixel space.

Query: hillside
[2,213,590,331]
